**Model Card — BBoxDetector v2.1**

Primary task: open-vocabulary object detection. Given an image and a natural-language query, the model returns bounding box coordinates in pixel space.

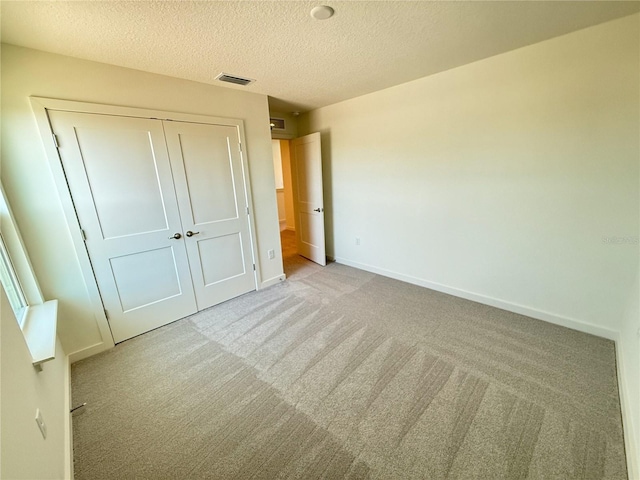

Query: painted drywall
[299,13,639,338]
[300,13,640,469]
[272,140,287,227]
[269,110,299,139]
[619,271,640,477]
[0,290,70,479]
[1,44,284,357]
[272,140,284,189]
[280,140,296,231]
[276,190,286,225]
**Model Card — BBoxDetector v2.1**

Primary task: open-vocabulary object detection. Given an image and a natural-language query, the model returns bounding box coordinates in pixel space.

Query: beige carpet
[71,230,627,479]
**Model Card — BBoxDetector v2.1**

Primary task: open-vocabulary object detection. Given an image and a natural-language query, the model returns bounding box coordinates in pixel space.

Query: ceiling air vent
[215,72,255,86]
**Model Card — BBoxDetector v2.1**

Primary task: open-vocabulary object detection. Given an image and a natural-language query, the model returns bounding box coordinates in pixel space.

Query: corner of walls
[300,13,638,335]
[1,288,69,479]
[68,341,112,364]
[268,109,299,139]
[618,340,639,479]
[617,272,640,477]
[302,15,639,472]
[3,45,283,359]
[260,274,287,289]
[334,256,621,341]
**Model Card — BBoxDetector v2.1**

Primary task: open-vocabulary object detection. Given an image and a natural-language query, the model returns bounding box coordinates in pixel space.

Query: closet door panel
[164,120,256,310]
[48,111,198,343]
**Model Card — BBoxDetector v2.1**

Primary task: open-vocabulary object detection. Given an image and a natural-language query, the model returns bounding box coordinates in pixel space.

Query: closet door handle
[169,233,182,240]
[185,231,200,237]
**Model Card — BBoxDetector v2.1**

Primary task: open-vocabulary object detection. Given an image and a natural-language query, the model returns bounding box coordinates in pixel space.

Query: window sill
[22,299,58,368]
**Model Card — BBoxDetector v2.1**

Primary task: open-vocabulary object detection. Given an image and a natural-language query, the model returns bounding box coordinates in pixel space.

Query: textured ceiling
[2,1,639,112]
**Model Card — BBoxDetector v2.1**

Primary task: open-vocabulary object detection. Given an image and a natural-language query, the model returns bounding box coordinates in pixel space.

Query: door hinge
[104,309,109,320]
[246,207,250,215]
[253,264,256,271]
[80,229,87,241]
[238,143,242,153]
[52,133,60,149]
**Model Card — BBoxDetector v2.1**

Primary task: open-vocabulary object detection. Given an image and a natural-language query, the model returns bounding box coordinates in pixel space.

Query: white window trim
[0,184,58,367]
[0,232,28,326]
[0,185,43,305]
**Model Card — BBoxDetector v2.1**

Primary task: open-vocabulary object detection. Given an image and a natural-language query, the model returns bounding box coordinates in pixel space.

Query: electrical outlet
[35,409,47,439]
[355,237,361,246]
[268,249,275,259]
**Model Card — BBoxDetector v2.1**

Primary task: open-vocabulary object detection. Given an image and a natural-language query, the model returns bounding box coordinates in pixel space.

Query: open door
[291,132,326,266]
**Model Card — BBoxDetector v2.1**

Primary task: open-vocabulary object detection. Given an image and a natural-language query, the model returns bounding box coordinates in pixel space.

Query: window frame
[0,184,58,367]
[0,231,28,326]
[0,184,44,307]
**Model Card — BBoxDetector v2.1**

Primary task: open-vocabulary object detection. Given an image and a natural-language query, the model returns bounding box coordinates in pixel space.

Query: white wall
[272,140,287,228]
[280,140,296,231]
[619,271,640,477]
[1,45,284,357]
[299,13,640,471]
[299,14,639,338]
[272,140,285,189]
[269,110,299,139]
[1,290,70,479]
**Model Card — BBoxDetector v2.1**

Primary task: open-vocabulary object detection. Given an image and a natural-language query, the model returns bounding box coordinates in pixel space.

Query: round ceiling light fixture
[310,5,334,20]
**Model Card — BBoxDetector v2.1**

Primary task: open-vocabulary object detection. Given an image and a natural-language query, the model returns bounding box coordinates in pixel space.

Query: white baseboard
[333,256,619,340]
[616,339,639,479]
[68,341,110,363]
[334,256,638,472]
[260,274,286,289]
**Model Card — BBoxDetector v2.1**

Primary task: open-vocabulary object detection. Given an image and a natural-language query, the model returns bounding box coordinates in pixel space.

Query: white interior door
[48,111,197,343]
[291,132,326,266]
[163,120,256,310]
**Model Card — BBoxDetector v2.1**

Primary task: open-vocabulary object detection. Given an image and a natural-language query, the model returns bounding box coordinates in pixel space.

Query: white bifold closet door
[48,111,255,343]
[163,120,255,310]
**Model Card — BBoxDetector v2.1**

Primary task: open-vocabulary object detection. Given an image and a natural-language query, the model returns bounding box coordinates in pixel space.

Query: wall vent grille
[270,118,286,130]
[215,72,255,86]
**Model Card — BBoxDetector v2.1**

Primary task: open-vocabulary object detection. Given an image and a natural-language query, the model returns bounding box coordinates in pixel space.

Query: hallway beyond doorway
[280,229,322,280]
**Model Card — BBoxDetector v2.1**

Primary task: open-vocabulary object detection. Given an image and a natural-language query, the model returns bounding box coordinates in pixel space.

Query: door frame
[30,97,262,361]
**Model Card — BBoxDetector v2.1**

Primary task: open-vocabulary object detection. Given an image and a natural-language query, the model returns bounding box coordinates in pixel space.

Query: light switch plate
[35,409,47,439]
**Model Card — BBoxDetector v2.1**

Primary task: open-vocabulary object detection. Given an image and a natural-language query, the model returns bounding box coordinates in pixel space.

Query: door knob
[169,233,182,239]
[313,208,322,212]
[185,230,200,237]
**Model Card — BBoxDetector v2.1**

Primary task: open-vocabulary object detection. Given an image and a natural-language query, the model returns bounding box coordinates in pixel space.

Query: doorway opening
[272,132,327,276]
[272,139,300,276]
[271,139,295,235]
